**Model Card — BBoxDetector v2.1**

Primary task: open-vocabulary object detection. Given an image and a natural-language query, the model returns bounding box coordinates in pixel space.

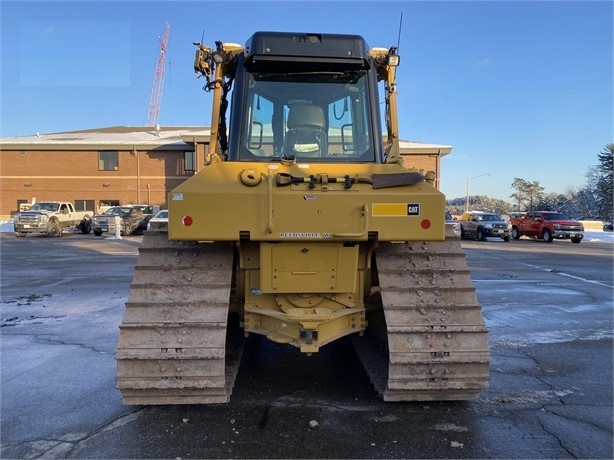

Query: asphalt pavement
[1,232,612,459]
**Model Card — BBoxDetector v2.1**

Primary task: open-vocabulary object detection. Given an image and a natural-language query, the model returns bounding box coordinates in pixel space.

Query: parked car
[147,209,169,230]
[129,204,159,232]
[459,211,511,241]
[445,211,461,237]
[92,206,146,236]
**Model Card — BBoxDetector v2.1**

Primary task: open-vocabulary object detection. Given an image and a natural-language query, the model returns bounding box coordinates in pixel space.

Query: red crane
[147,23,170,127]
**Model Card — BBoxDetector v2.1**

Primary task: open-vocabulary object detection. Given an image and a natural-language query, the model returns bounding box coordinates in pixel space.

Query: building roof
[399,139,452,156]
[0,126,208,151]
[0,125,452,155]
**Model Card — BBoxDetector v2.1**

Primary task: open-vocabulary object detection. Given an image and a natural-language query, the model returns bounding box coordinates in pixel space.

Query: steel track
[352,238,491,401]
[116,230,243,404]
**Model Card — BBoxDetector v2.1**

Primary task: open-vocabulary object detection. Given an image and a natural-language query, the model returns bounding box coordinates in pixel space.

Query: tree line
[447,144,613,222]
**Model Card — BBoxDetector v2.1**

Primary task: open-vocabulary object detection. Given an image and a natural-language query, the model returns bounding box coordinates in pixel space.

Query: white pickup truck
[13,201,94,237]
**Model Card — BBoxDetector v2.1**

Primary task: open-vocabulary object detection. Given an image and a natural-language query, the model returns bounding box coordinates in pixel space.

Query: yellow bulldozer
[116,31,490,404]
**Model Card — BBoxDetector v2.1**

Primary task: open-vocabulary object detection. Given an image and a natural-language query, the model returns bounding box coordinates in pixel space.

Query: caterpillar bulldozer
[116,31,490,404]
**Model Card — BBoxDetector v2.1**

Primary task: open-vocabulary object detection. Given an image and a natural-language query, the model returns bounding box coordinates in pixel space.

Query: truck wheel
[571,237,582,244]
[14,232,27,237]
[511,227,521,240]
[94,230,102,237]
[476,228,487,241]
[123,223,132,236]
[47,220,62,237]
[542,228,554,243]
[80,219,92,234]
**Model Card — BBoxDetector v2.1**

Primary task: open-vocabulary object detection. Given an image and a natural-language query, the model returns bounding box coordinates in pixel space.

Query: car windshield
[104,207,122,215]
[154,211,168,219]
[479,214,502,221]
[543,213,569,221]
[29,203,59,212]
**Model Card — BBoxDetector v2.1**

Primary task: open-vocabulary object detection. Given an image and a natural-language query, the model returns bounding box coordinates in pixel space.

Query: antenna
[396,12,403,51]
[146,23,170,127]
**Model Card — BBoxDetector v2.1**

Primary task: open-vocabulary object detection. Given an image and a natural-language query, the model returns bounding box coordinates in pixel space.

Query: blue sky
[1,0,612,201]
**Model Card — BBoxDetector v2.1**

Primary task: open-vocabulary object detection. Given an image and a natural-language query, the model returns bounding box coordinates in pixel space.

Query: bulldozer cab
[224,32,383,163]
[230,73,378,162]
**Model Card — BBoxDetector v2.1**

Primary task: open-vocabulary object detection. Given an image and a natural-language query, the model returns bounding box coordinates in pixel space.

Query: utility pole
[466,173,490,212]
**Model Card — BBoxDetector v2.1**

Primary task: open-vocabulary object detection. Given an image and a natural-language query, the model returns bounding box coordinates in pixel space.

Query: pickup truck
[510,211,584,243]
[13,201,93,237]
[459,211,511,241]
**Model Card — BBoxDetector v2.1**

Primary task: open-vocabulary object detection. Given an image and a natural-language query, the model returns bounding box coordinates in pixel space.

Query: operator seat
[284,105,327,157]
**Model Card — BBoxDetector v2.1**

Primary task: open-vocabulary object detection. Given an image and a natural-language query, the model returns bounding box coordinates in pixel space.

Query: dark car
[130,205,158,232]
[92,206,146,236]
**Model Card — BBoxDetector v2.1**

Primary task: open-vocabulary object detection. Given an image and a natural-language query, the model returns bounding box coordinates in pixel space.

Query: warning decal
[372,203,420,216]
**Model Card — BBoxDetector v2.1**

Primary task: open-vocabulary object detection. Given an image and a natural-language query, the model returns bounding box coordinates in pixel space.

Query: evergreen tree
[596,144,613,221]
[510,178,545,211]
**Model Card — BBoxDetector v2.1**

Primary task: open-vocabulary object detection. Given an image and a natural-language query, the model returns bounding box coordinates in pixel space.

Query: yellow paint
[372,203,408,216]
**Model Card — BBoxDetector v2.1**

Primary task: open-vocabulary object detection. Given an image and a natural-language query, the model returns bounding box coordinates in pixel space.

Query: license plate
[23,224,31,228]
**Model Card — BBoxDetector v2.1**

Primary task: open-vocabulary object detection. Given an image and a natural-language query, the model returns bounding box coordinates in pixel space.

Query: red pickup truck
[510,211,584,243]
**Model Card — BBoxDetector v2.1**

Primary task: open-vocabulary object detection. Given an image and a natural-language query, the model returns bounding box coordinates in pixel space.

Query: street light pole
[466,173,490,212]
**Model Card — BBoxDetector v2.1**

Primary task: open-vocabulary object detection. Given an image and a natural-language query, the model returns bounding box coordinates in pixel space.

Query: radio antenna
[396,12,403,51]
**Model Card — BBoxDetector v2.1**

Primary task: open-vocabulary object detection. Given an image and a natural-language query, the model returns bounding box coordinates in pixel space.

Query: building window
[184,151,195,172]
[99,151,119,171]
[75,200,95,212]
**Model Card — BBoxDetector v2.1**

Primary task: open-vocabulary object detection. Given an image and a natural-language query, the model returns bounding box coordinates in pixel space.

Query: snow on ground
[1,220,613,242]
[583,231,614,243]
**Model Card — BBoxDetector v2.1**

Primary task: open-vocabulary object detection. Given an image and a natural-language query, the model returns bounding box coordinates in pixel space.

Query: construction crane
[146,23,170,127]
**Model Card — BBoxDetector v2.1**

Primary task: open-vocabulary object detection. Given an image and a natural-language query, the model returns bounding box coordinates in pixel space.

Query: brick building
[0,125,451,218]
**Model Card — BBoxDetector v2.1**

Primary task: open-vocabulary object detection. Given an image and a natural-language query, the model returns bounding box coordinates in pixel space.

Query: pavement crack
[1,438,77,459]
[67,409,145,453]
[537,411,577,458]
[95,409,145,433]
[7,331,112,354]
[0,413,145,460]
[542,405,613,433]
[37,335,111,354]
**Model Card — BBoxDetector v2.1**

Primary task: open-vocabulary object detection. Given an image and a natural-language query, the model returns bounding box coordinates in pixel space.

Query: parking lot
[1,230,612,459]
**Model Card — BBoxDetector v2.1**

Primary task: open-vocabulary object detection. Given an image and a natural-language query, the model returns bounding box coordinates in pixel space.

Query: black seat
[284,105,327,157]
